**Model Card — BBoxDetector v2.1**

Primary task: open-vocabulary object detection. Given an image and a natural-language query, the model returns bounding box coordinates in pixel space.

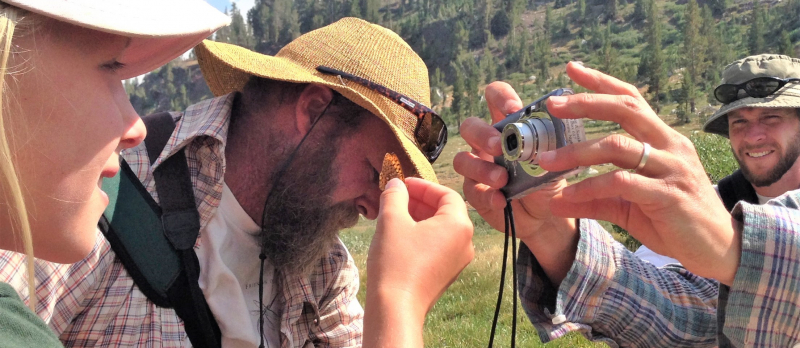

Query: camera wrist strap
[487,200,518,348]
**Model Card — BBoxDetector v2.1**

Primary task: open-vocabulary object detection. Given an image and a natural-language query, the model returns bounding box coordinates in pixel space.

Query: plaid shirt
[0,94,363,347]
[518,189,800,347]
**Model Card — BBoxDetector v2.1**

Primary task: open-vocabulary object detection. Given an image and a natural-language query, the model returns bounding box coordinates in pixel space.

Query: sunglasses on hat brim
[714,76,800,104]
[316,66,447,163]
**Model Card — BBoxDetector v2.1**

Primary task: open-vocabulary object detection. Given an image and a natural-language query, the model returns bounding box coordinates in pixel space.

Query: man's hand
[538,62,739,285]
[363,178,474,348]
[453,82,578,286]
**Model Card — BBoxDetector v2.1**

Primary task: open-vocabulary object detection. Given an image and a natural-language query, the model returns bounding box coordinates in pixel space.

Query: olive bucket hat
[194,17,441,183]
[704,54,800,137]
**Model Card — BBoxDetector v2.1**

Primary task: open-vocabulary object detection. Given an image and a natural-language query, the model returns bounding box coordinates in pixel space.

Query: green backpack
[99,112,221,348]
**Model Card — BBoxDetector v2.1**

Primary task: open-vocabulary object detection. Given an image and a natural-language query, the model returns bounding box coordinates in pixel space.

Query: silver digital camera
[493,88,586,199]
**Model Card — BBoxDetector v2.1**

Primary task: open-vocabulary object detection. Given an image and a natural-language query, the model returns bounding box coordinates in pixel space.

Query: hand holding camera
[454,83,581,286]
[493,88,586,199]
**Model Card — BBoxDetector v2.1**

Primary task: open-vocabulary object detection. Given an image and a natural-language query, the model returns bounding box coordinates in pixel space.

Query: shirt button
[552,314,567,325]
[742,240,751,249]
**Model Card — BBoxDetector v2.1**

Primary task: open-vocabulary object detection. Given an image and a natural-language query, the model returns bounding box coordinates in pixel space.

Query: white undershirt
[756,192,774,205]
[194,183,282,348]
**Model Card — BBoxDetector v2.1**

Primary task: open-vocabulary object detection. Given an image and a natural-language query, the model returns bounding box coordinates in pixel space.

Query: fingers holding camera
[546,93,675,149]
[538,134,670,176]
[565,62,647,103]
[453,151,508,189]
[484,81,524,123]
[460,117,503,158]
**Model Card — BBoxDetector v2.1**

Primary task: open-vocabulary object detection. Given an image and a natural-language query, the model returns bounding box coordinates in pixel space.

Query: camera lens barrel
[501,118,555,162]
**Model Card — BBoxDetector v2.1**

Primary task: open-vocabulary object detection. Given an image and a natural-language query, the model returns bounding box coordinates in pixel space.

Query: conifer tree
[601,25,617,75]
[708,0,728,17]
[682,0,705,113]
[678,72,693,123]
[576,0,586,23]
[779,30,795,57]
[347,0,362,19]
[480,46,496,83]
[214,8,232,43]
[606,0,618,22]
[643,0,666,113]
[748,1,765,55]
[632,0,646,22]
[228,3,252,49]
[451,69,467,130]
[544,5,553,40]
[518,29,531,72]
[534,34,551,83]
[366,0,382,23]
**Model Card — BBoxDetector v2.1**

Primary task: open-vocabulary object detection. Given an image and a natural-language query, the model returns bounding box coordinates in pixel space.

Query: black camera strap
[487,201,518,348]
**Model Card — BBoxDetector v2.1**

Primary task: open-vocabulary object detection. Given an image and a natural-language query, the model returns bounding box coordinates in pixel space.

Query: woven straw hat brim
[196,37,438,183]
[703,84,800,137]
[5,0,229,79]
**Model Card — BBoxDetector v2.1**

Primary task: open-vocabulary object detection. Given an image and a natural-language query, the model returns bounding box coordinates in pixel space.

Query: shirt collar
[151,93,237,169]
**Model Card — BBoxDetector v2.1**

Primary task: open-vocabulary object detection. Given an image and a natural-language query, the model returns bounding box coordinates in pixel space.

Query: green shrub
[690,131,738,184]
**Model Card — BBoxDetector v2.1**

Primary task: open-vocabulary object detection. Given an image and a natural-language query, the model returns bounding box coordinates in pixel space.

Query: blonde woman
[0,0,228,345]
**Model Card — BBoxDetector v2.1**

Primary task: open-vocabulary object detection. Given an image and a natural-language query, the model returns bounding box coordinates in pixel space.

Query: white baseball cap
[4,0,230,79]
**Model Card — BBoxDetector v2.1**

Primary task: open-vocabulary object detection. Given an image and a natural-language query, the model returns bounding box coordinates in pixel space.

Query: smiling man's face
[727,107,800,187]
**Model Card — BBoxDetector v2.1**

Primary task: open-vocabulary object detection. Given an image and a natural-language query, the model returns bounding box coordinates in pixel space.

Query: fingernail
[549,96,567,106]
[539,150,555,163]
[386,178,402,189]
[488,136,500,151]
[490,168,503,183]
[572,61,585,67]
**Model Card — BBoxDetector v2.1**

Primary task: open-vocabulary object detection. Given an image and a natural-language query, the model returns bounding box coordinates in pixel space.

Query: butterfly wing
[379,152,405,191]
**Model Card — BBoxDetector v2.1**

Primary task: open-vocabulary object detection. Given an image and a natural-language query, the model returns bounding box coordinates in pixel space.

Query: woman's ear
[295,84,334,135]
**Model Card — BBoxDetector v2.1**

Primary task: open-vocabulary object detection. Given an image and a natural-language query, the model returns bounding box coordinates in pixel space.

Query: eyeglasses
[714,77,800,104]
[316,65,447,163]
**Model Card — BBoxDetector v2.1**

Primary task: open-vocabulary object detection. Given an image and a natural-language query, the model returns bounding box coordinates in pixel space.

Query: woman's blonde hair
[0,5,35,311]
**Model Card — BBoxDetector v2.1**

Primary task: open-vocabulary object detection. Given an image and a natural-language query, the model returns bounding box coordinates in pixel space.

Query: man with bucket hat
[456,55,800,347]
[636,54,800,267]
[8,17,473,347]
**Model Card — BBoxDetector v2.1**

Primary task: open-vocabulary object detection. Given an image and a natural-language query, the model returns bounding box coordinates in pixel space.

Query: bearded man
[0,17,474,348]
[636,54,800,266]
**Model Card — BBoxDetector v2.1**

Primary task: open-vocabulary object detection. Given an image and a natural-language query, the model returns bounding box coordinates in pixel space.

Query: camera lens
[506,134,518,151]
[501,118,556,162]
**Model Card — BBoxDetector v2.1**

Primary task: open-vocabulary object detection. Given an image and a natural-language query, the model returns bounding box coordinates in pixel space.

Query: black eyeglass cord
[257,104,331,348]
[487,200,518,348]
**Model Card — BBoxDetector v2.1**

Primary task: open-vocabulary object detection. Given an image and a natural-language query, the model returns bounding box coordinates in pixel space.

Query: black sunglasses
[316,65,447,163]
[714,77,800,104]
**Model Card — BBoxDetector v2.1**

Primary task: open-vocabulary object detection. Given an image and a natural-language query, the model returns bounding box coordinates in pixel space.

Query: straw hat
[704,54,800,137]
[3,0,230,79]
[195,17,438,183]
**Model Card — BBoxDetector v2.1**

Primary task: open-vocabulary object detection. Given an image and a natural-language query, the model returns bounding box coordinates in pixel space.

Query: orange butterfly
[379,152,405,191]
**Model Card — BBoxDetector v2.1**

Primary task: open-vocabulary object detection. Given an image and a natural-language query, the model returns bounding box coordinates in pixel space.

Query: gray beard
[735,132,800,187]
[259,130,360,278]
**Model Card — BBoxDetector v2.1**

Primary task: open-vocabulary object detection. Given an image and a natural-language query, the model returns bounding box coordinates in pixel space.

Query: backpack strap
[100,112,221,348]
[142,112,222,348]
[717,169,759,212]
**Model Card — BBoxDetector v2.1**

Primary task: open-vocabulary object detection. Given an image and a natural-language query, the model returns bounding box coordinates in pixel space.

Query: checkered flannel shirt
[0,93,364,347]
[518,189,800,347]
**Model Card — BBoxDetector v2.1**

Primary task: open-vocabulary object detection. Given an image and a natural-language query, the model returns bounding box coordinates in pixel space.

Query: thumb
[378,178,409,219]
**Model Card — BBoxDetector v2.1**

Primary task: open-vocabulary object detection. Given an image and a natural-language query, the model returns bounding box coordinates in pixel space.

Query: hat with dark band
[704,54,800,137]
[195,17,439,183]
